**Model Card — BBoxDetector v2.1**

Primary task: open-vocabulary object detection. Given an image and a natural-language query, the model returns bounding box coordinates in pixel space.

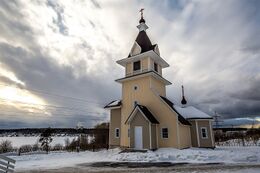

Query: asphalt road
[16,162,260,173]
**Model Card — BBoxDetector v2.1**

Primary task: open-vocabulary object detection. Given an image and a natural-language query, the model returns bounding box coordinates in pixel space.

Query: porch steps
[119,148,148,153]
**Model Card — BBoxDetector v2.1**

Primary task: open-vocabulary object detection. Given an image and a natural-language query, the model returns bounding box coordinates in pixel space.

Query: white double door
[134,126,143,149]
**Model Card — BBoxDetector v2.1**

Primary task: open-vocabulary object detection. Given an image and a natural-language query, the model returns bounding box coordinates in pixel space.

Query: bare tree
[39,128,53,154]
[0,140,13,153]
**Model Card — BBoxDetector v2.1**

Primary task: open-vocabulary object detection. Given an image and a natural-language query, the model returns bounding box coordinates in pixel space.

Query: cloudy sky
[0,0,259,128]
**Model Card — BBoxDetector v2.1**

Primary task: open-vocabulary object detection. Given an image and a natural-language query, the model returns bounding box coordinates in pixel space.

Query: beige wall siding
[141,57,149,71]
[126,62,132,76]
[197,120,215,148]
[150,77,166,96]
[129,111,150,149]
[148,91,179,148]
[121,75,179,148]
[151,124,157,149]
[189,120,199,147]
[179,123,191,149]
[121,76,150,147]
[109,109,121,147]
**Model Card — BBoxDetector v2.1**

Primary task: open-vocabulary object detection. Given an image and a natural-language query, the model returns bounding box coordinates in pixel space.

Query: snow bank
[11,146,260,171]
[11,148,120,170]
[115,147,260,163]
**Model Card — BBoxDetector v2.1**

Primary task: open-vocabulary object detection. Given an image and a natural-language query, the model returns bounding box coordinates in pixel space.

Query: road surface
[16,162,260,173]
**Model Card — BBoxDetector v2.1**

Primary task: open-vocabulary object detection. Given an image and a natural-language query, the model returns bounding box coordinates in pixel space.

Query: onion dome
[181,85,187,105]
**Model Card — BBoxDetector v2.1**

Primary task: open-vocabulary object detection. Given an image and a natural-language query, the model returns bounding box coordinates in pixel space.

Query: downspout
[195,120,200,147]
[149,123,152,149]
[177,121,180,149]
[209,120,214,147]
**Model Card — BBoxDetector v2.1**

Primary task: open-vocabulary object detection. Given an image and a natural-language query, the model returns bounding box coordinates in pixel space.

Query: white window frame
[115,128,120,138]
[200,127,208,139]
[133,60,141,72]
[161,128,168,139]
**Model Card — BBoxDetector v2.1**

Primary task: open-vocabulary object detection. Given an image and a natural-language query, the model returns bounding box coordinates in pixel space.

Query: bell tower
[115,10,172,147]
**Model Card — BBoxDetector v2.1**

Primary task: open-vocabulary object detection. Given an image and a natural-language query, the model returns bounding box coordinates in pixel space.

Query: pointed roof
[135,31,156,53]
[128,11,157,57]
[125,104,159,124]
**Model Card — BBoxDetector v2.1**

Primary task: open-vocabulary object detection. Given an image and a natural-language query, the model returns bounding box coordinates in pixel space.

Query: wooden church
[105,11,215,150]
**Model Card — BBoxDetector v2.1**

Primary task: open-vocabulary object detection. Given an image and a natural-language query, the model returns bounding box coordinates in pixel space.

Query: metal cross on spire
[137,8,148,31]
[139,8,144,18]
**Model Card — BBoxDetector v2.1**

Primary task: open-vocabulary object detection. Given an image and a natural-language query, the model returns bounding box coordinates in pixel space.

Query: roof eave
[187,117,213,120]
[104,106,121,110]
[115,71,172,85]
[116,50,169,68]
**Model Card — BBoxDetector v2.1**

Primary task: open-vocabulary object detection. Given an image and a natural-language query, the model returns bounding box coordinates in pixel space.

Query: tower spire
[137,8,148,32]
[139,8,145,23]
[181,85,187,106]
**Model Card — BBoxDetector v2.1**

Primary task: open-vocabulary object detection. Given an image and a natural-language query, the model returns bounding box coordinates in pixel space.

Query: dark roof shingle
[137,105,159,124]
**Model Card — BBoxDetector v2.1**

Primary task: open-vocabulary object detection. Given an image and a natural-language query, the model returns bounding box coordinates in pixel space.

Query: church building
[105,11,215,150]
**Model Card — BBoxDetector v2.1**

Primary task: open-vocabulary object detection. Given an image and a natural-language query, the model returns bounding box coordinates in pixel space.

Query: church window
[154,63,158,72]
[133,61,141,71]
[201,127,208,139]
[115,128,120,138]
[161,128,168,138]
[134,85,138,90]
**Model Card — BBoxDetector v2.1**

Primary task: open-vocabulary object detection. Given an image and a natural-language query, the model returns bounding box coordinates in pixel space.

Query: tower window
[133,85,138,90]
[133,61,141,71]
[154,63,158,72]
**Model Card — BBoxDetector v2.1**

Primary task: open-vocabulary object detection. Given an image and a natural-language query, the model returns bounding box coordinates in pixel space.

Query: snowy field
[217,139,260,146]
[0,136,78,147]
[7,146,260,171]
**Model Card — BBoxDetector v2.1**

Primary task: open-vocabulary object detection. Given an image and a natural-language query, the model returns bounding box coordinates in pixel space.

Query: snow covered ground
[8,146,260,171]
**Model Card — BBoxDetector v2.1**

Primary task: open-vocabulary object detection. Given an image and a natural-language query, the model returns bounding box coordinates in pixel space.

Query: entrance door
[134,126,143,149]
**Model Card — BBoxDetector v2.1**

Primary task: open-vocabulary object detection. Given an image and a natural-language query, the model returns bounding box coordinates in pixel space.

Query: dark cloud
[214,100,260,119]
[0,0,259,128]
[0,0,119,127]
[229,80,260,101]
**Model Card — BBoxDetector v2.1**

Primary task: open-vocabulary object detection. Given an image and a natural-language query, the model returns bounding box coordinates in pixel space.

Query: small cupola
[181,85,187,106]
